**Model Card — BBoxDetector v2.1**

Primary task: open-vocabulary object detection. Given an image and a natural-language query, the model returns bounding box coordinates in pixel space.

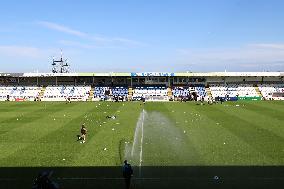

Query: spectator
[122,160,133,189]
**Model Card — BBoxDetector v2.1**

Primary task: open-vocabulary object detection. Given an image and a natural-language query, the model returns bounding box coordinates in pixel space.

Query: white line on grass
[139,109,144,166]
[131,111,142,157]
[139,109,145,176]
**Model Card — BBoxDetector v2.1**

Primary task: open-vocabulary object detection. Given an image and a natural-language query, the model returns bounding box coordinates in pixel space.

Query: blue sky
[0,0,284,72]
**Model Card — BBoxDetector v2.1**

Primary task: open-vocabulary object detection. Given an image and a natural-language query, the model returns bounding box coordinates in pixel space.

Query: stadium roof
[0,72,284,77]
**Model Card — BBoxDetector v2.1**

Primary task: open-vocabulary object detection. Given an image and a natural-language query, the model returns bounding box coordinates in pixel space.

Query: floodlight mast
[51,50,70,73]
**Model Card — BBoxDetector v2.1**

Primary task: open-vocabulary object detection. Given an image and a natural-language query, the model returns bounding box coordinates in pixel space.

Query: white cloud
[0,45,44,58]
[176,43,284,71]
[58,40,125,49]
[177,44,284,63]
[58,40,96,49]
[112,37,147,46]
[248,43,284,50]
[37,21,87,38]
[0,45,74,60]
[37,21,146,48]
[0,45,85,72]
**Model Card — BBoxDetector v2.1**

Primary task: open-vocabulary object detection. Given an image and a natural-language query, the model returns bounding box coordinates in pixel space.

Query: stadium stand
[0,86,41,101]
[0,72,283,101]
[42,86,91,101]
[258,84,284,100]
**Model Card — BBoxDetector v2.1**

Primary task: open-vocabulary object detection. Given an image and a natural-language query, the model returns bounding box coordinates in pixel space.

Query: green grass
[0,101,283,167]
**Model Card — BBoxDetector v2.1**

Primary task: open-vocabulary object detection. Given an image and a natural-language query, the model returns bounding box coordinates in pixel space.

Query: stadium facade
[0,72,283,101]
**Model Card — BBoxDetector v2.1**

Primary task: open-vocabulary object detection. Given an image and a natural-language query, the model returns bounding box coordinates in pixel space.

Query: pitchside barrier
[0,166,283,189]
[238,97,262,101]
[215,97,262,101]
[215,97,238,101]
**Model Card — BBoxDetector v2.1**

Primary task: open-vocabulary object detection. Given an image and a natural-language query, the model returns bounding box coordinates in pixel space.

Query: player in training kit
[66,97,71,104]
[78,124,87,143]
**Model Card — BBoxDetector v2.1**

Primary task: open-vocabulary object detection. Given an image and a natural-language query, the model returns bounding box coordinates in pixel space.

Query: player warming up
[77,124,87,143]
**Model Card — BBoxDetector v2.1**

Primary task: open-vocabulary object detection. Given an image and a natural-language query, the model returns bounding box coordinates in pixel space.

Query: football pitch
[0,101,283,188]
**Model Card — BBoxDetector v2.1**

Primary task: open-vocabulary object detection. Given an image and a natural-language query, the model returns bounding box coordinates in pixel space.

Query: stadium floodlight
[51,50,70,73]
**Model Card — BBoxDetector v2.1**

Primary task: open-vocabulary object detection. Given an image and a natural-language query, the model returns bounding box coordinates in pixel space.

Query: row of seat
[172,86,207,97]
[93,87,110,98]
[93,87,128,100]
[43,86,91,99]
[112,87,128,96]
[0,86,42,101]
[132,86,168,98]
[258,84,284,100]
[209,84,258,98]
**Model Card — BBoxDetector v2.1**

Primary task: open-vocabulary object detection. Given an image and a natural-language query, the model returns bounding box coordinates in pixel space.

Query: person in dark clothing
[142,96,146,104]
[77,124,87,143]
[220,97,224,104]
[122,160,133,189]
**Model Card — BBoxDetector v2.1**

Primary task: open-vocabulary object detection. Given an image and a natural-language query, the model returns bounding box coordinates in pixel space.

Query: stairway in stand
[128,87,133,100]
[167,87,173,99]
[254,86,263,98]
[88,87,94,101]
[38,86,46,100]
[205,87,212,98]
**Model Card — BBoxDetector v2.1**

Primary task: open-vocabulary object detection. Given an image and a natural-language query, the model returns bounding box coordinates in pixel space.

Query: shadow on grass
[0,166,283,189]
